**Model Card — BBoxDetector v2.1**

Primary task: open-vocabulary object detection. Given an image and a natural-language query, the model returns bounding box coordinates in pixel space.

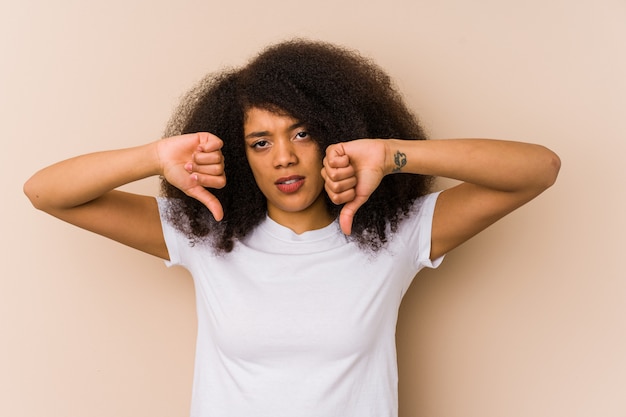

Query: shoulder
[390,191,444,267]
[402,192,441,227]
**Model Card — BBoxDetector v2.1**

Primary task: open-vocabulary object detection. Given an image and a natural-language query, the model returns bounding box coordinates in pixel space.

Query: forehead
[243,107,301,132]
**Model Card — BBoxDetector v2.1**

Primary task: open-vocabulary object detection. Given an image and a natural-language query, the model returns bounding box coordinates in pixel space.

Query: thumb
[204,196,225,222]
[339,195,368,235]
[187,186,224,221]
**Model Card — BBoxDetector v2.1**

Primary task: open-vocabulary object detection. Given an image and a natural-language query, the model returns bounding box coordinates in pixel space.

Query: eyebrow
[244,122,306,140]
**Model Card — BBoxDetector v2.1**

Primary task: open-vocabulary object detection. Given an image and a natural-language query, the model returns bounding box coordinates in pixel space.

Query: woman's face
[243,107,331,232]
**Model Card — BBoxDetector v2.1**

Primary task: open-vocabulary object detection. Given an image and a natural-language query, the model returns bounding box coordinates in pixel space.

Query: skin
[323,138,561,258]
[22,132,225,260]
[243,108,333,234]
[23,107,560,262]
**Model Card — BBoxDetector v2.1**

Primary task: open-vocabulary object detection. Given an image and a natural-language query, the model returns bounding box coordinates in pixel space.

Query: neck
[267,197,334,235]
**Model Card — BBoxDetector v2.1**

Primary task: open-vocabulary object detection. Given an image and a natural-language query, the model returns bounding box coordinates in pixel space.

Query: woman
[24,39,560,417]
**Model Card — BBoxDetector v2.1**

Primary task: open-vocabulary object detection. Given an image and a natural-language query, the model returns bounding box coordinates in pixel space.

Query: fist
[322,139,386,235]
[158,132,226,220]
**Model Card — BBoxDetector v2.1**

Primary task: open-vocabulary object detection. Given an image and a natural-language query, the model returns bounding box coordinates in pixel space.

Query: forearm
[24,142,161,211]
[384,138,561,193]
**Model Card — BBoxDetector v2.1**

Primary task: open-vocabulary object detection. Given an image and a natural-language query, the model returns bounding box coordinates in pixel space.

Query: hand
[321,139,387,235]
[157,132,226,220]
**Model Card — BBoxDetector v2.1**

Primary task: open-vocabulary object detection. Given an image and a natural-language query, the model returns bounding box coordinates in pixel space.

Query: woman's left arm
[322,138,561,259]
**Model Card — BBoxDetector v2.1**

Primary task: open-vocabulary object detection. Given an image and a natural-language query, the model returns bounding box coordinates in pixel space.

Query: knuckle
[326,182,343,194]
[326,170,337,181]
[214,175,227,189]
[330,194,343,205]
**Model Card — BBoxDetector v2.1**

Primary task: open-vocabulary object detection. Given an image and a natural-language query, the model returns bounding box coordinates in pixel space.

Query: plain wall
[2,0,625,416]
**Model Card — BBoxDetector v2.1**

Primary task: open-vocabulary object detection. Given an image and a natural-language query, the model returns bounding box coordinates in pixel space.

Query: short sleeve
[156,197,184,268]
[398,191,445,270]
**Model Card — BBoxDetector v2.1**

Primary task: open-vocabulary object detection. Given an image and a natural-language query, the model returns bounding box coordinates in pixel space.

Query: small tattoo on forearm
[393,151,407,172]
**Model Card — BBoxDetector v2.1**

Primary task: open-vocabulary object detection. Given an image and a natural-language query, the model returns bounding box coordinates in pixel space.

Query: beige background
[2,0,625,416]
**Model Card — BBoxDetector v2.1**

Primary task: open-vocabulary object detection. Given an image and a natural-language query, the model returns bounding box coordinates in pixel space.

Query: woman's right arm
[23,132,225,260]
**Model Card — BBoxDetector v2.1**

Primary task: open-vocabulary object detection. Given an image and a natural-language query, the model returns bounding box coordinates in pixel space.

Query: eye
[251,140,270,149]
[294,131,310,140]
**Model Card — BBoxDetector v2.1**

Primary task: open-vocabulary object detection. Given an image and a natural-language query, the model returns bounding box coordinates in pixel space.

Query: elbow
[534,147,561,193]
[23,177,40,209]
[23,176,48,211]
[544,148,561,188]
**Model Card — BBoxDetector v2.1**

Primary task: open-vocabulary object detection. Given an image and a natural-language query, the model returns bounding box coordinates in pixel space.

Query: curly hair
[161,39,433,253]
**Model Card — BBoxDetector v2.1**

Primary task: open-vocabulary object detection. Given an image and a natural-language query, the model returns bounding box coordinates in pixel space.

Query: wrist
[118,141,164,181]
[383,139,408,175]
[149,140,168,177]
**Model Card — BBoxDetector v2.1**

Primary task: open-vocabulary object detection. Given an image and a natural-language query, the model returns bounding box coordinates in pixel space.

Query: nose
[273,138,298,168]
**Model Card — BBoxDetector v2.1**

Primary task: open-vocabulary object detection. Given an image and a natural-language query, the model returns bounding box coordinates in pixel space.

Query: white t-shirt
[159,192,443,417]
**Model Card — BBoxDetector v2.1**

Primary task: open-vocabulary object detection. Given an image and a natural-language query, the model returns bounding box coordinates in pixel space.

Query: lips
[275,175,305,193]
